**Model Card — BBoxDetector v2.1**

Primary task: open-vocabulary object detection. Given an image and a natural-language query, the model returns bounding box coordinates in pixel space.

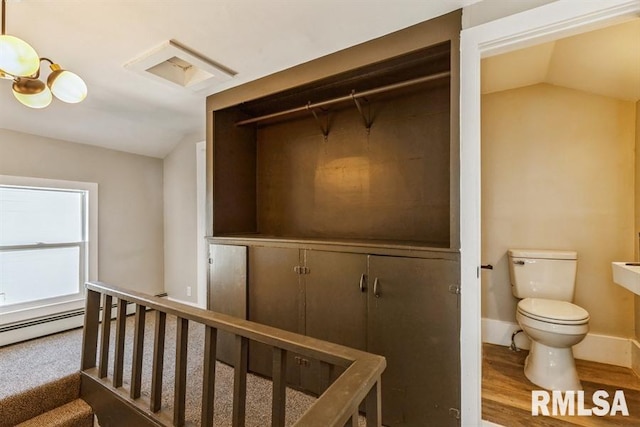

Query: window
[0,176,97,326]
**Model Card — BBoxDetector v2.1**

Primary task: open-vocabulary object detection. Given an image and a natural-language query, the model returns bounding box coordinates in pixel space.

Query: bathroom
[479,16,640,418]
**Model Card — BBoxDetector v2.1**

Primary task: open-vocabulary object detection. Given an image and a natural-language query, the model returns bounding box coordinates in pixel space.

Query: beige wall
[0,129,164,295]
[163,135,199,304]
[636,100,640,340]
[481,83,635,337]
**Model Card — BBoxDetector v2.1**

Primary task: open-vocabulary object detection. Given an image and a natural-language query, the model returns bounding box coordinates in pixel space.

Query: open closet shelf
[235,71,451,134]
[209,40,456,249]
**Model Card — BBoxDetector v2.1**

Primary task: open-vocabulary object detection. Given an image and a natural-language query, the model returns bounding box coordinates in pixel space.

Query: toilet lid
[518,298,589,324]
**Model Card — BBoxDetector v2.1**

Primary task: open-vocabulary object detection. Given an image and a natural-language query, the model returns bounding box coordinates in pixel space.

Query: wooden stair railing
[80,281,386,427]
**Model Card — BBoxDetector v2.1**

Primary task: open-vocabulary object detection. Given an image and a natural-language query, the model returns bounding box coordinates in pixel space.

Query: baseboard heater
[0,292,168,346]
[0,309,85,334]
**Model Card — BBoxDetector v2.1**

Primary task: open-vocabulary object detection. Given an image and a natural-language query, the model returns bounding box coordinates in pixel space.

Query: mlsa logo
[532,390,629,417]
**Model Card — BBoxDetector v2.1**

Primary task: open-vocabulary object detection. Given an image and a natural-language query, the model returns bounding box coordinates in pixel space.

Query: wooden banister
[80,281,386,427]
[150,310,166,413]
[113,298,127,388]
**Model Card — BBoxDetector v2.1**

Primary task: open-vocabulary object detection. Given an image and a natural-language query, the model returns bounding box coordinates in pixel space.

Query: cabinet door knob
[359,274,367,292]
[373,277,380,298]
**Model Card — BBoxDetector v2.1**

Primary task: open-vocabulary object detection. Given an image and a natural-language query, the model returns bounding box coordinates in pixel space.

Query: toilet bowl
[516,297,589,391]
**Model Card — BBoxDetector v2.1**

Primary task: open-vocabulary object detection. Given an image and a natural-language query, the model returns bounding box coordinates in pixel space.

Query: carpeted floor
[0,313,336,426]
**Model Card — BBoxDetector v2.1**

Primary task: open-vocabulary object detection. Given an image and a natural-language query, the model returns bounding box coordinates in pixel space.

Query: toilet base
[524,341,582,391]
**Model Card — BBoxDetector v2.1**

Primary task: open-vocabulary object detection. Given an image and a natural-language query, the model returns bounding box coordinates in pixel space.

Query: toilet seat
[517,298,589,325]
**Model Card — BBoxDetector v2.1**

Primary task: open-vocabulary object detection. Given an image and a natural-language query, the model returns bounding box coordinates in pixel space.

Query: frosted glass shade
[48,69,87,103]
[0,35,40,77]
[12,80,52,109]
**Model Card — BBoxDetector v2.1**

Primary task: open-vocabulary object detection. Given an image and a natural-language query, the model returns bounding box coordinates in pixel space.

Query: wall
[0,129,164,295]
[636,100,640,340]
[255,84,451,245]
[462,0,557,29]
[481,83,635,337]
[163,135,200,305]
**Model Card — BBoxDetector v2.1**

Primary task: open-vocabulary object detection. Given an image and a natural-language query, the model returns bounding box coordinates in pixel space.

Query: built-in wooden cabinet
[246,246,301,386]
[368,255,459,425]
[207,244,247,366]
[246,246,368,394]
[208,242,460,425]
[206,10,462,426]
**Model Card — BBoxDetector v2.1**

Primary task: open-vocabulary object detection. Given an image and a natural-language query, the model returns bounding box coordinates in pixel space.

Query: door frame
[459,0,640,424]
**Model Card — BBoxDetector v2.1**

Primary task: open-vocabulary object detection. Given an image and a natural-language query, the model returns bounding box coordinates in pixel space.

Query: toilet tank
[508,249,578,301]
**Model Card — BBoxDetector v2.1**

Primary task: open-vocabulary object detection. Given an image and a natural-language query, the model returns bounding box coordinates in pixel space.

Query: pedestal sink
[612,262,640,295]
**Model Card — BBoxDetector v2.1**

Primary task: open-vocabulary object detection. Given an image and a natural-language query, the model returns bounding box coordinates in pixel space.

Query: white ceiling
[0,0,479,158]
[482,18,640,102]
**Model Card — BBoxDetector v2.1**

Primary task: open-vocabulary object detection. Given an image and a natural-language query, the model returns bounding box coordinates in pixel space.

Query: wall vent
[125,40,236,92]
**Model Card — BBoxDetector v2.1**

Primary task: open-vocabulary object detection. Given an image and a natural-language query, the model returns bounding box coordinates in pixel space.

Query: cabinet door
[247,246,302,385]
[368,255,460,426]
[208,244,247,366]
[303,250,368,393]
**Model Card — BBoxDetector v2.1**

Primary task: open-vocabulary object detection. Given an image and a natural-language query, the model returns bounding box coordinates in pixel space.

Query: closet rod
[235,70,451,126]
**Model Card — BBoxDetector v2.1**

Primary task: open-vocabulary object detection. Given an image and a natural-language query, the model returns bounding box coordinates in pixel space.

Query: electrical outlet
[186,286,192,297]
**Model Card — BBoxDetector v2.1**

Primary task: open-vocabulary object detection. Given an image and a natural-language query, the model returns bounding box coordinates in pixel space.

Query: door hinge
[449,408,460,419]
[448,284,460,295]
[293,266,310,275]
[208,258,213,265]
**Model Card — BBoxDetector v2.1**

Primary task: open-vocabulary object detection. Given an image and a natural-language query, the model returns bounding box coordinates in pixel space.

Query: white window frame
[0,175,98,326]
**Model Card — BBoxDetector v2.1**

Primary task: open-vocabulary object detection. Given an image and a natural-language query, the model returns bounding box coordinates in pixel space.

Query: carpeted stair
[0,373,93,427]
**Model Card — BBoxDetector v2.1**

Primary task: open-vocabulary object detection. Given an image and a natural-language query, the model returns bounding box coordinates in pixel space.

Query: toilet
[508,249,590,391]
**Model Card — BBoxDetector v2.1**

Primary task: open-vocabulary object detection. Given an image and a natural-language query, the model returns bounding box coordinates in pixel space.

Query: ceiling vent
[125,40,235,92]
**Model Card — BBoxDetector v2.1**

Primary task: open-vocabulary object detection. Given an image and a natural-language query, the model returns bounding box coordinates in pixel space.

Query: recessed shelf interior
[211,42,453,248]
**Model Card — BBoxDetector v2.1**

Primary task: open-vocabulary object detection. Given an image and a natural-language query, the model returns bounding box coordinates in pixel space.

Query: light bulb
[12,78,52,109]
[47,66,87,103]
[0,35,40,77]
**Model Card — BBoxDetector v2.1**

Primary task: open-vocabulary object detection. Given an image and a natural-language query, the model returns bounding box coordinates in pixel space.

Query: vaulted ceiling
[0,0,479,158]
[482,18,640,102]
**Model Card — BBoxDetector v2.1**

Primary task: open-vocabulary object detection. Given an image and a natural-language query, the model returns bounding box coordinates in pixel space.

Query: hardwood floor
[482,343,640,426]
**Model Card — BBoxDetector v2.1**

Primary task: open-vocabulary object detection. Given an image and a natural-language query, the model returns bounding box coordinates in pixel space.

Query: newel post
[81,287,101,370]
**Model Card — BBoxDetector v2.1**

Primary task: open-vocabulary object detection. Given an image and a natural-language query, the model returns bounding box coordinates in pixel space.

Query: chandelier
[0,0,87,108]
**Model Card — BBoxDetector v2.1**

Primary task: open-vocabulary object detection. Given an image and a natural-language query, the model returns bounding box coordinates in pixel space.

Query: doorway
[459,1,640,425]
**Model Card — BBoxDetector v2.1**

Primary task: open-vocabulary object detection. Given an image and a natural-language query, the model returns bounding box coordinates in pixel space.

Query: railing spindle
[174,317,189,427]
[365,378,382,427]
[319,360,333,394]
[130,304,146,399]
[98,294,113,378]
[201,326,218,427]
[81,289,101,370]
[150,310,167,412]
[83,282,387,427]
[344,410,359,427]
[113,298,127,388]
[271,347,287,427]
[232,335,248,427]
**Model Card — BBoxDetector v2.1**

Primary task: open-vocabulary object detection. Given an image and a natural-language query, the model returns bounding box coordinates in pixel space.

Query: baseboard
[165,296,202,308]
[0,300,140,348]
[0,315,84,347]
[631,339,640,377]
[482,317,631,368]
[482,420,505,427]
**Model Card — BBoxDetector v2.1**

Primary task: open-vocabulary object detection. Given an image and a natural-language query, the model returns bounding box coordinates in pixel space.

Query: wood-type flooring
[482,343,640,426]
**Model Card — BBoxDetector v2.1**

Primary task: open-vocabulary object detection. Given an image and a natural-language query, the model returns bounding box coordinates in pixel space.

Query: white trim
[631,339,640,377]
[166,295,201,308]
[459,1,640,425]
[482,420,505,427]
[196,141,207,309]
[482,318,631,368]
[482,318,531,350]
[0,175,98,327]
